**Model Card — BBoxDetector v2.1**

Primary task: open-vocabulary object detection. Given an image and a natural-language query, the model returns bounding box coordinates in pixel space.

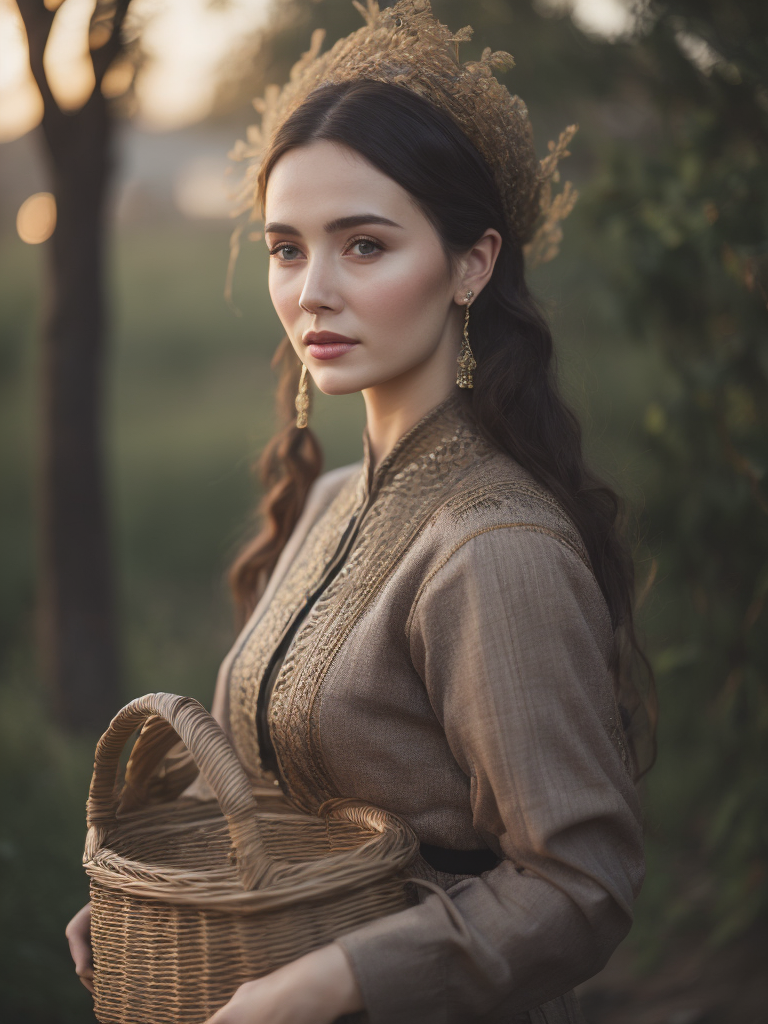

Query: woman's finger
[78,974,95,995]
[65,903,94,994]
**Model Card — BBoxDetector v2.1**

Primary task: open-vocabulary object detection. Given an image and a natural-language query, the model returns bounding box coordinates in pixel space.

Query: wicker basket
[83,692,419,1024]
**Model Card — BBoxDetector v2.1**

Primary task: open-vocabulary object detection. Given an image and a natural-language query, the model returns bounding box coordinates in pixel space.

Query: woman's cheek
[269,271,303,334]
[354,256,445,333]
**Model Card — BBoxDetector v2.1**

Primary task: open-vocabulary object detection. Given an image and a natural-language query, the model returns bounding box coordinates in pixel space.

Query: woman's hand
[65,903,94,995]
[205,941,363,1024]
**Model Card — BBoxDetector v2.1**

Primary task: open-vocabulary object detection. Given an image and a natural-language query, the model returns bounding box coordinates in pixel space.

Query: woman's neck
[362,338,458,471]
[362,319,462,468]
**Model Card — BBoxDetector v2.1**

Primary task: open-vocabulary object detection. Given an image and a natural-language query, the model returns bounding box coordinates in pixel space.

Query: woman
[67,3,655,1022]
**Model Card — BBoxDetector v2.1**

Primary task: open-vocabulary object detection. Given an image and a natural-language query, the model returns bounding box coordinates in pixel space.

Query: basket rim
[84,796,419,913]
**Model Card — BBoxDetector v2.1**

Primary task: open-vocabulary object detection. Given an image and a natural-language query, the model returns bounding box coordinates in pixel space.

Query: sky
[0,0,635,142]
[0,0,274,141]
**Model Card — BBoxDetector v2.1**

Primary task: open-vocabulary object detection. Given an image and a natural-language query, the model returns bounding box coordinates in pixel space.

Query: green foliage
[582,0,768,944]
[0,671,97,1022]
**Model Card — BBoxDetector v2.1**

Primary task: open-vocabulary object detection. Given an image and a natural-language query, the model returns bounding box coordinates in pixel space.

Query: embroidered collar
[360,393,470,499]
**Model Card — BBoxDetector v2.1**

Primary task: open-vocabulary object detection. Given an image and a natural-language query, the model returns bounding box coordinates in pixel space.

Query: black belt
[419,842,500,875]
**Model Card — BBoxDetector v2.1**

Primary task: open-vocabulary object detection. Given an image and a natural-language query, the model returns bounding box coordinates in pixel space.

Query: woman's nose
[298,257,343,315]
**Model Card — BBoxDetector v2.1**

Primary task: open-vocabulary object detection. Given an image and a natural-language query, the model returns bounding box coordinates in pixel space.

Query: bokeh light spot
[101,59,134,99]
[42,0,97,112]
[17,193,57,245]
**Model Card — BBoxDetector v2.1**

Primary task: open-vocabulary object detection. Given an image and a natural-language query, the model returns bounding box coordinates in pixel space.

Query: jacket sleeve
[335,526,645,1023]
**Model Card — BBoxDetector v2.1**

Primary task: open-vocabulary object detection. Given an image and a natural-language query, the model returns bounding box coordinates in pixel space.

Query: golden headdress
[230,0,578,268]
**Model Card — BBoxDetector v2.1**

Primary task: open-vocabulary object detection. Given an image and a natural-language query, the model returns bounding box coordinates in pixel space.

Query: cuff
[335,900,449,1024]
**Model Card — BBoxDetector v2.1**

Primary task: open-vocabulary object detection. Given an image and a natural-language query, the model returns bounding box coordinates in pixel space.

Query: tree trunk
[39,98,120,730]
[17,0,128,730]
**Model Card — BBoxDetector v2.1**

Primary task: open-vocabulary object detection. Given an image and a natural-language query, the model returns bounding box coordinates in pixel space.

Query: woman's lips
[304,332,359,361]
[308,341,358,359]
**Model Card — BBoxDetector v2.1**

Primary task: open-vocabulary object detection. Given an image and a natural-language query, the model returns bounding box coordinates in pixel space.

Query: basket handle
[86,692,277,889]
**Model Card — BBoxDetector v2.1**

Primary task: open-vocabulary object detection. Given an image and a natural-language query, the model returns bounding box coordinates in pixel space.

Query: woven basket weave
[84,692,419,1024]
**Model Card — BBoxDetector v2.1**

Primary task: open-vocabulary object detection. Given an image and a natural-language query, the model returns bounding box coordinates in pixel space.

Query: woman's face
[263,140,464,397]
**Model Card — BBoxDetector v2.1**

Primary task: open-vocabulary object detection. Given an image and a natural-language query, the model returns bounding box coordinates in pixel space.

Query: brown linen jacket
[205,394,645,1024]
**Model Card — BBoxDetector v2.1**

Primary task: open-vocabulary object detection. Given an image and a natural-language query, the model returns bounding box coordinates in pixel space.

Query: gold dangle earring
[456,289,476,389]
[295,363,310,428]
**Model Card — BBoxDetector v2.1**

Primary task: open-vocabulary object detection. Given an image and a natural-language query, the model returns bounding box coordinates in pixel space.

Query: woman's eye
[271,244,302,261]
[347,238,381,257]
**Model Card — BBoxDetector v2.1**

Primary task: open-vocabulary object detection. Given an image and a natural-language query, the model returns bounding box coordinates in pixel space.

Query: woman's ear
[455,228,503,303]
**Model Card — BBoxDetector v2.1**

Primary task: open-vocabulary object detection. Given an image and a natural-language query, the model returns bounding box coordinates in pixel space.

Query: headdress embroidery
[228,0,578,293]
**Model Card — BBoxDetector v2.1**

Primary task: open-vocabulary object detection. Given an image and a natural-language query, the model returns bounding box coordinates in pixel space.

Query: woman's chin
[311,368,376,397]
[312,361,424,397]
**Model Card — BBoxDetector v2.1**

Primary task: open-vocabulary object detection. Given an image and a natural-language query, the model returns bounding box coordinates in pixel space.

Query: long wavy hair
[229,80,657,777]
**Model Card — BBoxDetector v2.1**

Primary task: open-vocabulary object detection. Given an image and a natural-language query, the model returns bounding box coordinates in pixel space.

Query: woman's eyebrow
[264,214,403,236]
[323,214,403,232]
[264,222,300,235]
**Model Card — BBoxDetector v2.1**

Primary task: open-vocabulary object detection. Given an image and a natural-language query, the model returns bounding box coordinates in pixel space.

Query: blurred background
[1,1,766,1021]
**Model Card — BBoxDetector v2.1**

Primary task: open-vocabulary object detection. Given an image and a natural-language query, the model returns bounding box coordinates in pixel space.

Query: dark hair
[229,80,657,777]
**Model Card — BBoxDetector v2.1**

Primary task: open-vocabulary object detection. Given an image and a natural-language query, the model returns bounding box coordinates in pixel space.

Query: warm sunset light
[0,1,44,142]
[17,192,58,244]
[101,58,134,100]
[133,0,272,129]
[0,0,274,140]
[42,0,97,111]
[0,0,638,142]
